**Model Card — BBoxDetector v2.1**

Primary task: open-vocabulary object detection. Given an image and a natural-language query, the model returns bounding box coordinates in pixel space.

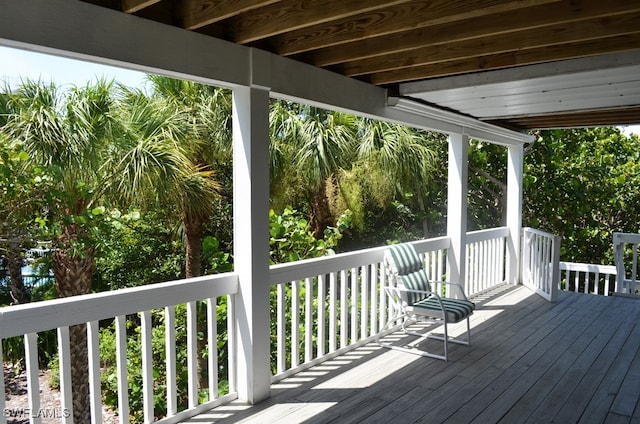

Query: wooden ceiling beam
[181,0,280,30]
[368,34,640,85]
[122,0,161,14]
[228,0,411,44]
[269,0,560,56]
[340,13,640,77]
[306,0,640,67]
[490,107,640,129]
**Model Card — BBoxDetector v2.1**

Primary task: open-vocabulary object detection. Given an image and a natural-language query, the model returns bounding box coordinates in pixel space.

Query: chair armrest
[431,281,469,300]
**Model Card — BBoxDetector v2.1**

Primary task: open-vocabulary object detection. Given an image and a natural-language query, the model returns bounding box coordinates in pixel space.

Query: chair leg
[379,314,472,362]
[427,317,471,346]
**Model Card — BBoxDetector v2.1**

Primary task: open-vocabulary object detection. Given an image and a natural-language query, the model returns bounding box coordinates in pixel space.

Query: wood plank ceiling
[81,0,640,130]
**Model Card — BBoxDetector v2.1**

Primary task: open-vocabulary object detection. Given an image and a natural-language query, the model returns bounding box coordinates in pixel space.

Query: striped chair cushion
[399,269,431,305]
[410,297,475,323]
[386,243,423,275]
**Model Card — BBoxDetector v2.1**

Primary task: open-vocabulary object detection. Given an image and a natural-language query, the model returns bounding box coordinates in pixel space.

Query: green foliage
[269,206,351,264]
[2,329,57,371]
[267,206,351,373]
[523,128,640,263]
[0,138,55,251]
[93,212,185,291]
[467,140,509,230]
[202,236,233,274]
[97,301,230,423]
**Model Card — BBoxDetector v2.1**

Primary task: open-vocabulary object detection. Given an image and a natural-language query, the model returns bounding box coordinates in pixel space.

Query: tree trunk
[6,243,29,304]
[415,190,430,238]
[310,179,333,238]
[184,213,204,279]
[184,212,211,390]
[52,225,94,423]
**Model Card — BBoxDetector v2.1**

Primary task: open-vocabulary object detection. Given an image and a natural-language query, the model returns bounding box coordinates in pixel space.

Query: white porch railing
[0,274,239,424]
[1,229,516,422]
[559,262,616,296]
[613,232,640,296]
[465,227,509,297]
[521,227,560,302]
[268,236,450,381]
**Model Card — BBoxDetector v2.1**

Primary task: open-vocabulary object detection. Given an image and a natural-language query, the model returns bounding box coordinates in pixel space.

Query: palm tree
[4,79,192,421]
[356,119,441,236]
[140,75,231,278]
[270,102,358,236]
[3,80,116,421]
[270,102,441,238]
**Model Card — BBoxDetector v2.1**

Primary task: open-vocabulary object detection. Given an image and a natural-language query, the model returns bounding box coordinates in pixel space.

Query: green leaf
[203,236,220,253]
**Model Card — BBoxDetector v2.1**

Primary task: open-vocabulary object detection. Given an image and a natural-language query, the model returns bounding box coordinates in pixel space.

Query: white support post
[506,143,524,284]
[447,133,469,288]
[232,68,271,403]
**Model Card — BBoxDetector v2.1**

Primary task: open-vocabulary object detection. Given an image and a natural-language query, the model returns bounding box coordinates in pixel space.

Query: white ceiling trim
[400,52,640,94]
[388,97,535,146]
[399,52,640,123]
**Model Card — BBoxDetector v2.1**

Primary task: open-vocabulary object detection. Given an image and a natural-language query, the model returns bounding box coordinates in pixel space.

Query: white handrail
[0,273,238,338]
[268,237,451,382]
[559,261,616,296]
[521,227,560,302]
[466,227,510,244]
[1,230,518,422]
[0,273,239,424]
[465,227,509,296]
[269,236,450,285]
[613,232,640,295]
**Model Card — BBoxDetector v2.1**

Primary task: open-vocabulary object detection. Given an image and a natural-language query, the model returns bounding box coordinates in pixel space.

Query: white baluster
[87,320,102,423]
[186,301,198,408]
[115,315,129,424]
[165,306,177,416]
[25,332,41,424]
[291,281,300,368]
[207,298,218,400]
[141,311,153,422]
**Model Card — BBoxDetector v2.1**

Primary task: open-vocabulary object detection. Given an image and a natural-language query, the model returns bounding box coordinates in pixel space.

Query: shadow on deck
[182,284,640,424]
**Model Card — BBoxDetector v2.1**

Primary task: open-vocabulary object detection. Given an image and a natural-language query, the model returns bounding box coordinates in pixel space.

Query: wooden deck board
[534,300,640,423]
[499,295,628,423]
[180,285,640,424]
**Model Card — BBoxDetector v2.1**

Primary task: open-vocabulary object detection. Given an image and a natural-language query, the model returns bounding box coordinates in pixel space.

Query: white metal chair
[377,243,475,361]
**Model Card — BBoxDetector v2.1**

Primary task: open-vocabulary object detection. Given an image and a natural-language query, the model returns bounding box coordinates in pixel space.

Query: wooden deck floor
[182,285,640,424]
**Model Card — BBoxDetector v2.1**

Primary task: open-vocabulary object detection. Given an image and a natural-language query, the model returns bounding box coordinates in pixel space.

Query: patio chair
[377,243,475,361]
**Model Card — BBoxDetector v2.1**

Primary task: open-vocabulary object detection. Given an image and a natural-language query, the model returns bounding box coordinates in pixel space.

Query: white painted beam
[447,133,469,285]
[506,143,524,284]
[232,79,271,403]
[387,97,534,146]
[0,0,248,87]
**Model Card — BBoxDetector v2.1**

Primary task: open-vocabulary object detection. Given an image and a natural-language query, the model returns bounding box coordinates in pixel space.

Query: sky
[1,45,639,137]
[0,45,146,90]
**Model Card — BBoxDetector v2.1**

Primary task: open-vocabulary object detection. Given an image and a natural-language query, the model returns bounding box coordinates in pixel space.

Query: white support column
[232,80,271,403]
[447,133,469,287]
[506,143,524,284]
